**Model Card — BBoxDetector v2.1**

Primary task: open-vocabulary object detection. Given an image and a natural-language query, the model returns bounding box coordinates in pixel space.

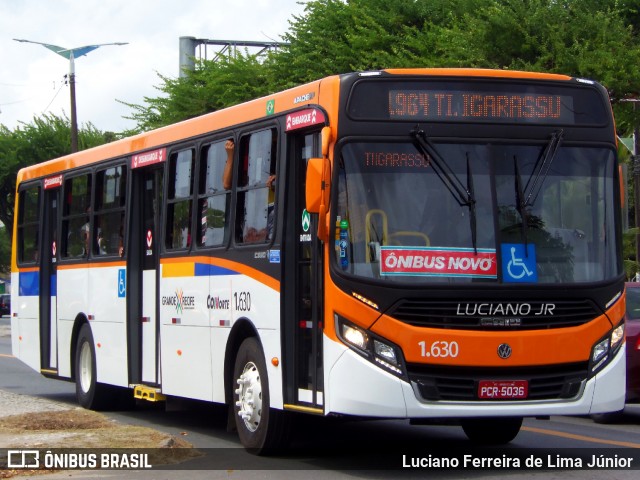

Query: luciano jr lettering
[457,302,556,316]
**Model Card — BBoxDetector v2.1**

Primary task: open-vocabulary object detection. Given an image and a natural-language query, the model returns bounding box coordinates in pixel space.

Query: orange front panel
[321,250,384,343]
[371,310,614,368]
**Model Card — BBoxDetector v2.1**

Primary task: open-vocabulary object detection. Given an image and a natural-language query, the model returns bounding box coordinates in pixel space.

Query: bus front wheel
[460,417,523,445]
[233,337,289,454]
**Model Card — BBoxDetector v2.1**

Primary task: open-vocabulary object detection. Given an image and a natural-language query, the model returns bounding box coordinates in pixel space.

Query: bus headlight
[611,323,625,349]
[592,338,609,365]
[590,321,625,375]
[336,314,407,378]
[373,339,403,374]
[341,323,369,352]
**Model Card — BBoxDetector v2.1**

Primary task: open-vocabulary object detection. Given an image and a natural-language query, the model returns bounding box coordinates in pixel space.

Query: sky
[0,0,307,133]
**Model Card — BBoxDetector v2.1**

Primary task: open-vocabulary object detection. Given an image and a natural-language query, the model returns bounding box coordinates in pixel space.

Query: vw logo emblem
[497,343,512,359]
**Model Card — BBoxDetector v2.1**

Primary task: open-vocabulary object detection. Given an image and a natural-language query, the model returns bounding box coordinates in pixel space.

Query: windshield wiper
[512,129,564,251]
[411,127,474,207]
[524,129,564,207]
[514,156,529,248]
[411,127,478,252]
[466,152,477,253]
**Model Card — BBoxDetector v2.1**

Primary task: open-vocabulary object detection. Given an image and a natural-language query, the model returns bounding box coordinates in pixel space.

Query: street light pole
[13,39,128,153]
[68,50,78,152]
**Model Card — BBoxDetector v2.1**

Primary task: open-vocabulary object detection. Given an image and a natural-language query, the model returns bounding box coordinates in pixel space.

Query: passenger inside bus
[223,139,235,190]
[226,133,278,243]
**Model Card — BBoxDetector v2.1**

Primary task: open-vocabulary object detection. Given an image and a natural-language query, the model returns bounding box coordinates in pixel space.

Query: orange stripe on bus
[56,261,127,270]
[384,68,572,81]
[16,79,331,183]
[162,262,195,278]
[16,266,39,273]
[161,256,280,292]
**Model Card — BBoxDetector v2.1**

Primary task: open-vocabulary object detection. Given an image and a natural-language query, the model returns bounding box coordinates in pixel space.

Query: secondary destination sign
[285,108,326,131]
[44,175,63,189]
[131,148,167,169]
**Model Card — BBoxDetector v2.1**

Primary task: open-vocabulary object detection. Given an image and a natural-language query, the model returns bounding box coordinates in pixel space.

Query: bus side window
[198,139,231,248]
[17,186,41,264]
[94,165,127,256]
[235,128,277,244]
[61,174,92,258]
[165,149,195,250]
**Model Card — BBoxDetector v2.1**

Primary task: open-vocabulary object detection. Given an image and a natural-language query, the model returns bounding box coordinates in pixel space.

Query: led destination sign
[388,90,573,123]
[348,80,608,126]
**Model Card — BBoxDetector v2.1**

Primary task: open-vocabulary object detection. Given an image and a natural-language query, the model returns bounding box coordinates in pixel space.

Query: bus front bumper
[324,337,626,419]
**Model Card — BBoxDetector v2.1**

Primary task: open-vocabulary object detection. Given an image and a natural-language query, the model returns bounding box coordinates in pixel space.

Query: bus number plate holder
[478,380,528,399]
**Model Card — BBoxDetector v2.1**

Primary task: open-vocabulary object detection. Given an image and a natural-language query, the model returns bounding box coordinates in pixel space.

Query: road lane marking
[0,353,14,358]
[523,426,640,448]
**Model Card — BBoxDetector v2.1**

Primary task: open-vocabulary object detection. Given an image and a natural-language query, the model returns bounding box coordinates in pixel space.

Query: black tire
[591,410,625,424]
[75,324,117,410]
[461,417,523,445]
[233,337,290,454]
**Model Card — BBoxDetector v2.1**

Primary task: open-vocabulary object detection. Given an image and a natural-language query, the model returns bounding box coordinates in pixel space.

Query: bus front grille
[388,299,599,330]
[407,363,588,402]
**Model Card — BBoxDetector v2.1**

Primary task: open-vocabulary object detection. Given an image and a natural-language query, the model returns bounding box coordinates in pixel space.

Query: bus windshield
[335,140,619,284]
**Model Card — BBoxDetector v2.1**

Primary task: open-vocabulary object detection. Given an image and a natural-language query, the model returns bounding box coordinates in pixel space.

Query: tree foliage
[125,0,640,132]
[122,53,274,132]
[0,114,108,272]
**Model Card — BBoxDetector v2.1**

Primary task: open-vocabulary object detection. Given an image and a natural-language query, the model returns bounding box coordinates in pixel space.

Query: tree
[0,114,108,272]
[121,53,274,132]
[126,0,640,132]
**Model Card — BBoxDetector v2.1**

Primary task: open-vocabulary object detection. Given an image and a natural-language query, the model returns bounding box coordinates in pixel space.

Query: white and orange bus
[11,68,626,451]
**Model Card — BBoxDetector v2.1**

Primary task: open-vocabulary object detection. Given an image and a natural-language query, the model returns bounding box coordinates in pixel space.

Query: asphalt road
[2,315,640,479]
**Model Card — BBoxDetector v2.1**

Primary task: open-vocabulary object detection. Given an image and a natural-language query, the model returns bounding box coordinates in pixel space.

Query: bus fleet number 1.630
[418,340,459,358]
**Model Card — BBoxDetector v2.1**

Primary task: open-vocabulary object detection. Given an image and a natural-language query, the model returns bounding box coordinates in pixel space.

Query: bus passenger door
[283,128,324,411]
[39,186,59,372]
[128,156,164,387]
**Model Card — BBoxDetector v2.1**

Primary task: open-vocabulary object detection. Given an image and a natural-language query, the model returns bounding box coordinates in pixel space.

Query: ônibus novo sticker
[380,246,497,278]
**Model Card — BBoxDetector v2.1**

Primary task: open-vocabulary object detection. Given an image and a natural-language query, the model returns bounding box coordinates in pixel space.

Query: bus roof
[16,75,333,184]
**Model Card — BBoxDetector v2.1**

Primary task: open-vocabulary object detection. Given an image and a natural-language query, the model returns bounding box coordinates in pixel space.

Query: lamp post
[13,39,128,153]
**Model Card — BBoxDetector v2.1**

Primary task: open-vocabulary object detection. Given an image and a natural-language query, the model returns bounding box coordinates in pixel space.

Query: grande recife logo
[380,246,497,279]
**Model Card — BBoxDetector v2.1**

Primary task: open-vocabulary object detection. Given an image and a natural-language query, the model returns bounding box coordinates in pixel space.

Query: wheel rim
[235,361,263,432]
[79,341,93,394]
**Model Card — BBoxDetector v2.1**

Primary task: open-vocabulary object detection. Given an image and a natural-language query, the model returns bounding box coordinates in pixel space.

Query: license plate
[478,380,528,399]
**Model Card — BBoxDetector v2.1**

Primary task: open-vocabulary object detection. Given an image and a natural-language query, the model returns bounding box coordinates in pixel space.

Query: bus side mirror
[321,126,331,157]
[306,157,331,241]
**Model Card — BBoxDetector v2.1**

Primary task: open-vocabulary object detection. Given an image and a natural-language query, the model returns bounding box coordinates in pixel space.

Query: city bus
[11,68,626,451]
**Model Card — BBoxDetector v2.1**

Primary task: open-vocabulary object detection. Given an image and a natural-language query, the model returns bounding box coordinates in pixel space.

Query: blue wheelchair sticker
[501,244,538,283]
[118,269,126,297]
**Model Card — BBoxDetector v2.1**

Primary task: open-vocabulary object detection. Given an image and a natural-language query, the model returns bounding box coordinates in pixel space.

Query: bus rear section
[309,70,626,444]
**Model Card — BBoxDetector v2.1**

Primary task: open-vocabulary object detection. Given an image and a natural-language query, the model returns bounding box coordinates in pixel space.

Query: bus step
[133,385,166,402]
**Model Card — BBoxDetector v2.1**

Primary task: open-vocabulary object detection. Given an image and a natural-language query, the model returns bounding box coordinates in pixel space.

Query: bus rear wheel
[461,417,523,445]
[75,324,115,411]
[233,337,289,454]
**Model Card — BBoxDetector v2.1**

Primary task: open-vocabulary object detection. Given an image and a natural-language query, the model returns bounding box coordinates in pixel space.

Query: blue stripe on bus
[194,263,239,277]
[18,271,57,297]
[19,271,39,296]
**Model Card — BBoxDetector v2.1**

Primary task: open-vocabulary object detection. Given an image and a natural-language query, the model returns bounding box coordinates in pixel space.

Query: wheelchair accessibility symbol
[501,244,538,283]
[118,269,126,298]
